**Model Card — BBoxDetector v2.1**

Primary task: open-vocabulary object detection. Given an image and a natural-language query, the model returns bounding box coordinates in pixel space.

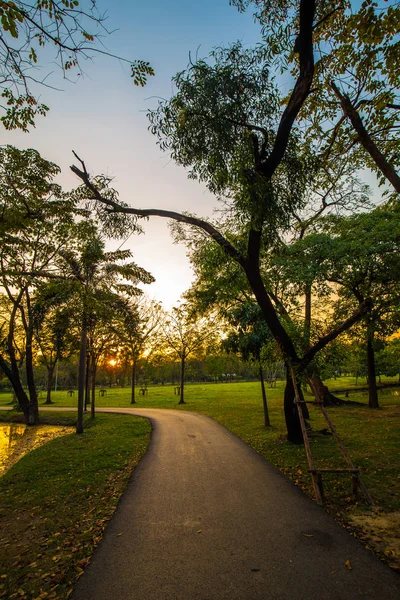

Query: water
[0,423,73,476]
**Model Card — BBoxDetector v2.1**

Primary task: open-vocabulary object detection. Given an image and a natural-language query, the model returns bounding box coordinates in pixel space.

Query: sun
[108,358,117,367]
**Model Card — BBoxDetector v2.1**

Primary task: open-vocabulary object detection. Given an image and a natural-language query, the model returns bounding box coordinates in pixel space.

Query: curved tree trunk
[178,354,186,405]
[367,324,379,409]
[0,355,37,423]
[259,362,270,427]
[130,359,137,404]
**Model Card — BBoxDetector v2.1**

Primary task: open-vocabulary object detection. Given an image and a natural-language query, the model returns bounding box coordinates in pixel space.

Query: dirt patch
[348,509,400,573]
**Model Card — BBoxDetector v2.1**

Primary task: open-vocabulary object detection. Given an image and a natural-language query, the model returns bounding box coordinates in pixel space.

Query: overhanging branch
[70,153,246,266]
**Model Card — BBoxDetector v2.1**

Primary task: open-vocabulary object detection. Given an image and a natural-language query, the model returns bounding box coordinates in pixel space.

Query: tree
[233,0,400,196]
[163,304,217,405]
[32,282,78,404]
[116,296,163,405]
[61,228,154,432]
[291,210,400,407]
[71,34,371,442]
[222,302,272,426]
[0,1,154,131]
[0,145,78,424]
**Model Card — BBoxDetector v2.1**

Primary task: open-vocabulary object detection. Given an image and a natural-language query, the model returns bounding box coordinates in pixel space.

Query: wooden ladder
[290,367,374,506]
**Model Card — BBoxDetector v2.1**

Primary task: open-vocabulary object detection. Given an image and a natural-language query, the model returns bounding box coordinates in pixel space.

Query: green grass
[3,378,395,512]
[1,377,399,587]
[0,412,151,600]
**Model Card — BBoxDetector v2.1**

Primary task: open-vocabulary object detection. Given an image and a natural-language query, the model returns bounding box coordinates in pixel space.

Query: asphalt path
[65,407,400,600]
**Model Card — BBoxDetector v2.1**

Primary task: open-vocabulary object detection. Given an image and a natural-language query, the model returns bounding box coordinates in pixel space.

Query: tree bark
[366,323,379,409]
[284,367,304,444]
[304,283,312,348]
[76,312,87,434]
[22,292,38,418]
[178,354,186,404]
[45,363,55,404]
[0,354,36,423]
[130,359,137,404]
[259,362,270,427]
[91,360,97,419]
[330,81,400,195]
[84,352,91,411]
[308,374,344,406]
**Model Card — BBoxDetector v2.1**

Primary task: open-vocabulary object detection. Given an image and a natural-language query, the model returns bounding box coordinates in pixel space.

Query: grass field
[0,375,399,592]
[0,413,151,600]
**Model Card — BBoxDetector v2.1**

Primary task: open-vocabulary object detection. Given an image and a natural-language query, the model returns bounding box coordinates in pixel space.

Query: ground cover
[0,412,151,600]
[0,376,399,578]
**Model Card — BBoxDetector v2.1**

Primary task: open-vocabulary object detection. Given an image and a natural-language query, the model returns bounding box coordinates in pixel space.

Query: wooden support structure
[290,367,374,506]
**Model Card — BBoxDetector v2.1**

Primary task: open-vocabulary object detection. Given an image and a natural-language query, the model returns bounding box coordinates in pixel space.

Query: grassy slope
[0,413,151,600]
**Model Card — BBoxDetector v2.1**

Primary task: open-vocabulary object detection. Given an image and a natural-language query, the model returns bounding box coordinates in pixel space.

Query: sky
[2,0,263,308]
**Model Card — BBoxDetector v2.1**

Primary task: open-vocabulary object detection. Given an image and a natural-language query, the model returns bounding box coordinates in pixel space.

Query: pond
[0,423,74,477]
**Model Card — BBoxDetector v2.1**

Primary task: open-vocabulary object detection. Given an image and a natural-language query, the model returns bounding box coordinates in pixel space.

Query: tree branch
[330,81,400,194]
[262,0,316,178]
[301,298,372,367]
[70,153,246,266]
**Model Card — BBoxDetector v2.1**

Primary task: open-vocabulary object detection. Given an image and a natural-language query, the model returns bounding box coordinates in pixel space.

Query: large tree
[71,33,370,442]
[292,210,400,407]
[163,304,216,405]
[60,227,154,432]
[0,145,78,424]
[116,296,163,405]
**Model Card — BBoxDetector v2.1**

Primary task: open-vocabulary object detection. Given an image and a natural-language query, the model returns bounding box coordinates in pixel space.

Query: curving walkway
[66,408,400,600]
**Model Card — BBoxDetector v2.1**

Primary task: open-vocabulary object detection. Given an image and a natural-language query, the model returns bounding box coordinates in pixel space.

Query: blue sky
[3,0,264,308]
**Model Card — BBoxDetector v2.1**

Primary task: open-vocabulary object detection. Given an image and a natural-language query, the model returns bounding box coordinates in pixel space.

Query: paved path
[67,408,400,600]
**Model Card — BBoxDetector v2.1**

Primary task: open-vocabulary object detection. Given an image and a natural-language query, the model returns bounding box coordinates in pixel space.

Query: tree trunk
[130,359,137,404]
[76,313,87,434]
[308,374,344,406]
[24,327,38,417]
[178,354,186,404]
[91,361,97,419]
[84,352,91,411]
[284,367,304,444]
[304,283,312,348]
[22,290,38,417]
[259,362,270,427]
[330,81,400,195]
[45,363,55,404]
[367,324,379,409]
[0,355,37,423]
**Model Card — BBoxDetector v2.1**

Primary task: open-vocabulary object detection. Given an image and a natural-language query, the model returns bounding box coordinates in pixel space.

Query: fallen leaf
[345,560,352,570]
[302,533,313,537]
[196,530,202,534]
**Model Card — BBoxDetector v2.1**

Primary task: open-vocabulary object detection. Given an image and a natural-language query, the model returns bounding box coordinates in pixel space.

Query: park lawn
[1,377,399,573]
[0,412,151,600]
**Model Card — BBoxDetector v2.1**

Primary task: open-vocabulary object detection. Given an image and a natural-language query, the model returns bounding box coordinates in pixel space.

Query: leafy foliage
[0,1,154,131]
